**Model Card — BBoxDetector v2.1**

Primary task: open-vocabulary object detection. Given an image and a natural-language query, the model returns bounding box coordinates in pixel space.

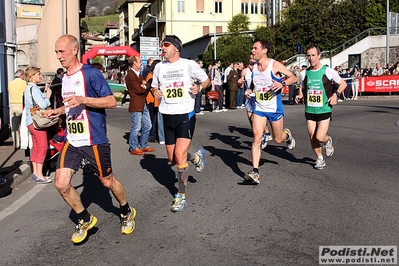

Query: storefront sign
[20,0,45,5]
[18,6,42,19]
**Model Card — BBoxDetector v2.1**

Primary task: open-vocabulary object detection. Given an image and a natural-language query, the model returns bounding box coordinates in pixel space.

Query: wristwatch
[335,91,341,97]
[281,81,287,87]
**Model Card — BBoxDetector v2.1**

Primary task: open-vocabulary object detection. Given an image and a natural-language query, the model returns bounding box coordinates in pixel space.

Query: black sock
[253,168,259,173]
[120,203,130,216]
[77,209,90,222]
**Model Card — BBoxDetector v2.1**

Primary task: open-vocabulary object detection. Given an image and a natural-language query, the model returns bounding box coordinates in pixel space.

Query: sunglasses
[161,42,171,47]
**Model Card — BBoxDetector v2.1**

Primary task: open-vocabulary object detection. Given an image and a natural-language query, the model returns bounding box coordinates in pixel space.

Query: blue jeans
[129,105,152,151]
[157,111,165,142]
[236,88,244,107]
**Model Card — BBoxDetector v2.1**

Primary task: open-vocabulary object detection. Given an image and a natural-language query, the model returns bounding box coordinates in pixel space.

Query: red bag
[207,91,219,100]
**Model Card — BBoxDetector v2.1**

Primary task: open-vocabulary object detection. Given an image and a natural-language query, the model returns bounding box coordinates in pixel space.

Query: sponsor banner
[96,48,130,56]
[359,75,399,92]
[319,246,397,265]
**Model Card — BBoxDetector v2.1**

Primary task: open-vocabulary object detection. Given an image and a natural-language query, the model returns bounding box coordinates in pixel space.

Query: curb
[0,163,32,197]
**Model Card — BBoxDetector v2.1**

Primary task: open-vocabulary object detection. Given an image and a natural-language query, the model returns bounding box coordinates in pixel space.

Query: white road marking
[0,185,46,221]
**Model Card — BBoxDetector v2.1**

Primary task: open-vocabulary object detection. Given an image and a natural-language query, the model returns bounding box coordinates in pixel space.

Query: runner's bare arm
[64,95,117,109]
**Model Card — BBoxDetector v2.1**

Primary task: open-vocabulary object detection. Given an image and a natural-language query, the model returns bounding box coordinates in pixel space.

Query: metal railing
[320,27,387,58]
[285,27,399,65]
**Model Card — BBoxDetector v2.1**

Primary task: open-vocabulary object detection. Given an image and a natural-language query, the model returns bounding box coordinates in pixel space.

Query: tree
[203,0,399,63]
[81,20,89,33]
[227,14,250,34]
[88,6,99,17]
[202,14,252,67]
[102,6,113,16]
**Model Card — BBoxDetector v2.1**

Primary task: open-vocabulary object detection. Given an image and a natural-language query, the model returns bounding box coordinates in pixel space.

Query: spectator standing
[50,68,64,109]
[227,62,239,109]
[235,62,245,108]
[210,60,225,112]
[23,67,52,184]
[195,60,205,115]
[141,57,154,79]
[145,59,163,143]
[151,35,210,212]
[362,65,372,77]
[125,55,155,155]
[393,62,399,75]
[223,61,233,108]
[341,68,352,100]
[288,65,298,105]
[351,66,361,100]
[46,34,136,243]
[8,69,26,149]
[372,63,384,76]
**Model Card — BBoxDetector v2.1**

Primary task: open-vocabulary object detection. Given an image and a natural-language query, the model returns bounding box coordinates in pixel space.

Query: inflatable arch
[81,46,140,64]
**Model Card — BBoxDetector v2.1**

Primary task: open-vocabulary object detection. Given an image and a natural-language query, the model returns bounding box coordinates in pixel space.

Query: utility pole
[386,0,390,66]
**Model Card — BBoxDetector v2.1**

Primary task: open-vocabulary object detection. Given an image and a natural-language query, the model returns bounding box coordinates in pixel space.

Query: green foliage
[364,0,385,28]
[204,0,399,62]
[92,56,104,65]
[82,14,119,34]
[227,14,250,34]
[203,35,253,68]
[81,20,89,33]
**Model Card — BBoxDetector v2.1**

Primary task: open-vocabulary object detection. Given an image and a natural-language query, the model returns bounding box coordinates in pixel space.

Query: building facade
[15,0,83,80]
[120,0,283,55]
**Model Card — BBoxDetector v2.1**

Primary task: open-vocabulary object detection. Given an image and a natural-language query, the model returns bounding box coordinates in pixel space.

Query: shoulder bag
[30,86,59,129]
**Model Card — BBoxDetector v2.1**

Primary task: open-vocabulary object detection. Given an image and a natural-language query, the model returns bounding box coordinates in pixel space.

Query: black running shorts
[305,112,332,122]
[57,142,113,177]
[162,111,196,145]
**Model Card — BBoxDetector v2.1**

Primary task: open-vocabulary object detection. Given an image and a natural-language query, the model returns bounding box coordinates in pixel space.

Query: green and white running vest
[304,65,334,114]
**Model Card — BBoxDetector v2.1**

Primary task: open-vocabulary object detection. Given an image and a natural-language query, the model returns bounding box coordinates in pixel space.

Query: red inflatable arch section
[81,46,140,64]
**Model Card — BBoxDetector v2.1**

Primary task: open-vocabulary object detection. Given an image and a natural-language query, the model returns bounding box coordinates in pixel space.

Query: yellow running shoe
[71,214,97,243]
[121,207,136,234]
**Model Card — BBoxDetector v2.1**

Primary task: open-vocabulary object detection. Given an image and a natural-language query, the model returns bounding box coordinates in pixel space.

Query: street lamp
[147,14,158,40]
[211,12,216,60]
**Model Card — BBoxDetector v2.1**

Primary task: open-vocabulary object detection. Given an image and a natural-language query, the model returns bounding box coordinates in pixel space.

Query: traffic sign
[140,36,160,58]
[296,44,302,54]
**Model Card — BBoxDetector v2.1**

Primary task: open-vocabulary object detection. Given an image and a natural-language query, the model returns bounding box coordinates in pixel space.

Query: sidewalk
[0,136,32,197]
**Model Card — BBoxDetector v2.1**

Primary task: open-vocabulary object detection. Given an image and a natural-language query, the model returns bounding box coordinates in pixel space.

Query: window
[260,1,267,15]
[215,0,222,14]
[178,0,185,13]
[203,26,209,35]
[241,3,248,14]
[251,0,258,14]
[196,0,204,13]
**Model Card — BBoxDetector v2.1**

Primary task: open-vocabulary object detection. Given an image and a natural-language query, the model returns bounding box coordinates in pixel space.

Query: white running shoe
[265,133,272,142]
[314,158,326,170]
[284,128,295,150]
[244,170,260,184]
[325,136,334,157]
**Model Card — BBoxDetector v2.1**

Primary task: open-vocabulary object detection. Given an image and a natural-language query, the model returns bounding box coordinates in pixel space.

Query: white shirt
[152,58,209,115]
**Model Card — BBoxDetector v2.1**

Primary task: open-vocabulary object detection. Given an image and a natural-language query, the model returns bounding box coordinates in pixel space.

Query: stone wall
[361,47,399,68]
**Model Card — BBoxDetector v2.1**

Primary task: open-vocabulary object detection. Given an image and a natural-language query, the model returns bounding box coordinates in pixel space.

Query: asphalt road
[0,98,398,266]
